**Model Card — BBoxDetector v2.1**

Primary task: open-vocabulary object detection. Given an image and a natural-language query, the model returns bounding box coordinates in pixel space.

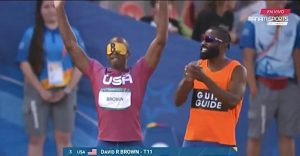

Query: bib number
[98,88,131,110]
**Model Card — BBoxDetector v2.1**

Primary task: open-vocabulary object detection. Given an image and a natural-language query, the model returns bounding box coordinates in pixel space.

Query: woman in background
[192,1,237,43]
[16,1,85,156]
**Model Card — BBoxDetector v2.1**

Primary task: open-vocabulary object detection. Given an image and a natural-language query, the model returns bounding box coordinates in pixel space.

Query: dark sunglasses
[203,35,224,43]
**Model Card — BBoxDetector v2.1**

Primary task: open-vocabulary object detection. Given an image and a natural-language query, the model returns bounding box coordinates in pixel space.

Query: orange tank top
[184,59,243,146]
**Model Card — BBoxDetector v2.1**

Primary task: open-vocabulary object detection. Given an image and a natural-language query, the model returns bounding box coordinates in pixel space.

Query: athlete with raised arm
[54,0,168,147]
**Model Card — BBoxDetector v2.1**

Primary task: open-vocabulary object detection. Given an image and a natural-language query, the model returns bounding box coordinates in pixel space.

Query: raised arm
[54,1,89,72]
[144,1,168,69]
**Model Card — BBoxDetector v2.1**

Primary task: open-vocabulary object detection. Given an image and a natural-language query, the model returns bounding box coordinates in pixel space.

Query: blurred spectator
[191,1,238,43]
[99,1,121,11]
[191,1,205,21]
[180,0,195,30]
[236,0,265,18]
[99,1,112,10]
[240,1,300,156]
[234,1,266,38]
[16,1,85,156]
[285,0,300,16]
[119,1,144,20]
[140,0,183,35]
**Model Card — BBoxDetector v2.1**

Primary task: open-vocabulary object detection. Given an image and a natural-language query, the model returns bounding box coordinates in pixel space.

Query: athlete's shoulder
[231,61,246,77]
[198,59,206,66]
[233,63,246,72]
[229,59,241,66]
[228,59,246,74]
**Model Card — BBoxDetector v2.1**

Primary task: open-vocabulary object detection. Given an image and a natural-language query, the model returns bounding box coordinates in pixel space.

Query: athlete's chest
[92,69,141,92]
[96,71,140,110]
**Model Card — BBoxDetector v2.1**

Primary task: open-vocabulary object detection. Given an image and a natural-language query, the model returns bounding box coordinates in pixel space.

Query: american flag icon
[87,148,97,155]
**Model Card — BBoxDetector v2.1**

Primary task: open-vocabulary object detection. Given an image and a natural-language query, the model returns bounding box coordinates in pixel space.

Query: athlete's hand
[184,65,194,82]
[185,61,207,82]
[53,0,65,8]
[184,61,198,80]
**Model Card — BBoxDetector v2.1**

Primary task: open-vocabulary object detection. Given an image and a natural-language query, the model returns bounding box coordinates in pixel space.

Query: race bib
[47,61,64,85]
[98,88,131,110]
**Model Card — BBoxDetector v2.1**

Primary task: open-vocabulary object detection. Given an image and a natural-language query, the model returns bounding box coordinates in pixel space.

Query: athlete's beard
[200,46,220,60]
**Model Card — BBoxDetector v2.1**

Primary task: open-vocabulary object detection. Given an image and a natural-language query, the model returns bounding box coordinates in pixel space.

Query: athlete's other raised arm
[144,1,168,69]
[54,1,89,72]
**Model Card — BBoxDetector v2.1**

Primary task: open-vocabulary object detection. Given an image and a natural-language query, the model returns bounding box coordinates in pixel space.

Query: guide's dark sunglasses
[203,35,224,43]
